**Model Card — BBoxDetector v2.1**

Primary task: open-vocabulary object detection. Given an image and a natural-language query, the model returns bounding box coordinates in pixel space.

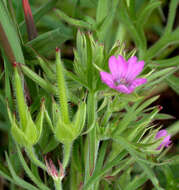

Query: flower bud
[7,65,45,147]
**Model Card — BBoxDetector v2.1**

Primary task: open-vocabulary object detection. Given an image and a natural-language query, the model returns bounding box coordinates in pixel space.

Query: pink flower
[45,156,64,180]
[100,55,147,94]
[155,130,172,150]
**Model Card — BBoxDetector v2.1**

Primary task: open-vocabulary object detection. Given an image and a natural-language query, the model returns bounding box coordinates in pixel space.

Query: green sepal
[54,118,75,144]
[14,67,28,131]
[35,99,45,141]
[73,102,86,134]
[24,114,38,145]
[11,115,30,147]
[54,102,86,144]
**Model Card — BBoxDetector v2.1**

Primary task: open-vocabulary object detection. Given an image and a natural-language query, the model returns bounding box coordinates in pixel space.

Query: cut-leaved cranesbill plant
[0,0,178,190]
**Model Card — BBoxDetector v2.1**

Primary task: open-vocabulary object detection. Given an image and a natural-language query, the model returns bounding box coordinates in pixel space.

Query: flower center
[114,78,130,86]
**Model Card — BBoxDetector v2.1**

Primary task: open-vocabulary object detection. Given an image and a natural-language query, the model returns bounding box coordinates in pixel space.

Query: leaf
[149,56,179,68]
[137,0,161,28]
[83,151,127,190]
[5,153,39,190]
[16,145,50,190]
[55,9,91,29]
[114,136,162,190]
[144,67,177,89]
[166,74,179,94]
[144,28,179,60]
[25,26,73,56]
[125,173,148,190]
[21,65,56,94]
[135,95,160,114]
[96,0,109,24]
[0,1,24,64]
[164,0,179,35]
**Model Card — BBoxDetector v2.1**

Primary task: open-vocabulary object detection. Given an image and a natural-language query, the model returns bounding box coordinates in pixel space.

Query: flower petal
[156,130,172,150]
[163,135,171,147]
[129,78,147,90]
[126,56,138,80]
[108,55,127,79]
[100,71,115,88]
[115,84,131,94]
[156,130,167,138]
[126,57,145,80]
[117,55,127,78]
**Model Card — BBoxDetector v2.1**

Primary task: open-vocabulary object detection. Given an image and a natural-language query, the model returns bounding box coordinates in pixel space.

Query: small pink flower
[155,130,172,150]
[45,156,64,180]
[100,55,147,94]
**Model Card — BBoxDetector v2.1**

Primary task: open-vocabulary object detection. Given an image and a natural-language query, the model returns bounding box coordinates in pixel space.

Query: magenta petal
[115,84,131,94]
[126,58,145,80]
[108,56,121,79]
[100,71,115,88]
[117,55,127,78]
[129,78,147,90]
[156,130,172,150]
[163,135,171,147]
[156,130,167,138]
[126,56,138,80]
[109,56,127,79]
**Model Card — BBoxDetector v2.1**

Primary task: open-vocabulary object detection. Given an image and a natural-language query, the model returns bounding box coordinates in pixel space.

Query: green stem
[56,49,70,124]
[63,143,72,170]
[85,91,99,184]
[54,180,62,190]
[25,146,47,171]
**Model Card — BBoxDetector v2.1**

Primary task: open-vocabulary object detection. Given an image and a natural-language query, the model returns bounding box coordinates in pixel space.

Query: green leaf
[167,121,179,136]
[125,173,148,190]
[118,168,131,189]
[21,65,56,94]
[5,153,39,190]
[25,27,73,56]
[55,9,91,29]
[114,136,162,190]
[0,1,24,64]
[144,67,177,89]
[16,145,50,190]
[83,151,127,190]
[118,0,145,52]
[150,56,179,68]
[144,28,179,60]
[96,0,109,24]
[164,0,179,35]
[137,0,161,28]
[135,95,159,114]
[166,75,179,94]
[96,0,118,43]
